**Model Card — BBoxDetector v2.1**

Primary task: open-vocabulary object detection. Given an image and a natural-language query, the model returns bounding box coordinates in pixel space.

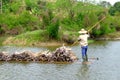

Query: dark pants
[81,46,88,61]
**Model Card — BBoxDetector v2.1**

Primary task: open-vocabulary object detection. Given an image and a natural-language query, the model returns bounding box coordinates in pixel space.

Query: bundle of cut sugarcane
[10,51,35,61]
[0,46,78,63]
[51,46,78,62]
[0,52,10,61]
[34,50,52,62]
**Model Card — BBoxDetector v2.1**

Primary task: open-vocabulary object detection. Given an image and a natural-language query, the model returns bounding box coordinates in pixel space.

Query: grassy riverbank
[0,30,94,47]
[1,30,120,47]
[1,30,64,47]
[2,33,120,47]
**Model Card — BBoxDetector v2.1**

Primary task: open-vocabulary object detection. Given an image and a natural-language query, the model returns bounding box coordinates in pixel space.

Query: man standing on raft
[78,28,90,62]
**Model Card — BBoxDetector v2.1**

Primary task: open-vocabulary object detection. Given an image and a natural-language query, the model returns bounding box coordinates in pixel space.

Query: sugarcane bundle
[10,51,35,61]
[51,46,78,62]
[0,52,10,61]
[34,50,52,62]
[0,46,78,63]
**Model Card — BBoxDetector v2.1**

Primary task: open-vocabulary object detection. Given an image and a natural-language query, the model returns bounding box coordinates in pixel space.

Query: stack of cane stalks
[0,46,78,63]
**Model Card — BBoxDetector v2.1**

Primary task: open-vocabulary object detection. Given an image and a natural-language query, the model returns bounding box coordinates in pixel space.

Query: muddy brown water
[0,41,120,80]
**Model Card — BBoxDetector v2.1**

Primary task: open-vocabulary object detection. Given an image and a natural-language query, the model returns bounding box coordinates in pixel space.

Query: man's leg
[81,46,86,61]
[85,46,88,61]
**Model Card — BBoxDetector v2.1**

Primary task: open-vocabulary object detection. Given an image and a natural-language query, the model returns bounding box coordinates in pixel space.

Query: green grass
[88,39,94,44]
[14,30,46,42]
[0,36,8,46]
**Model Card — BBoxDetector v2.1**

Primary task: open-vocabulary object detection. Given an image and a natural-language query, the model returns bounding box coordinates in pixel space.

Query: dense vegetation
[0,0,120,45]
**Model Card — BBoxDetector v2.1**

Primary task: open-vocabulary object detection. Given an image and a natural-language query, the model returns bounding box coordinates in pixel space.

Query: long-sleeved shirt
[78,34,89,46]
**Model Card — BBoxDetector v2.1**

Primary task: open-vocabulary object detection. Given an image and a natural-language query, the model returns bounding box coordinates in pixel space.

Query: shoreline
[1,36,66,47]
[1,34,120,47]
[3,38,120,47]
[95,37,120,41]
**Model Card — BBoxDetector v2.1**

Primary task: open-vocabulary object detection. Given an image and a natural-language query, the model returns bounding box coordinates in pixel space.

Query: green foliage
[25,0,42,15]
[114,2,120,12]
[109,7,116,16]
[0,11,39,33]
[2,0,21,13]
[0,0,120,40]
[15,30,45,42]
[55,0,73,11]
[110,16,120,31]
[92,29,102,37]
[0,25,3,34]
[42,9,54,29]
[92,16,116,37]
[18,11,38,31]
[101,22,111,34]
[0,13,18,29]
[47,18,59,39]
[109,2,120,16]
[61,17,80,31]
[9,2,21,13]
[37,0,46,11]
[75,13,84,28]
[25,0,35,11]
[98,1,111,8]
[83,12,98,28]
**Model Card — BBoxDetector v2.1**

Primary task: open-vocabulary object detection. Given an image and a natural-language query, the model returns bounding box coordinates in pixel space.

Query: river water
[0,41,120,80]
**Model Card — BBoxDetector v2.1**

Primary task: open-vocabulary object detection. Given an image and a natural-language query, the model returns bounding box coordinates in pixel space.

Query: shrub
[9,2,21,14]
[92,29,102,37]
[18,11,39,31]
[0,14,19,29]
[42,9,54,29]
[91,16,116,37]
[47,18,59,39]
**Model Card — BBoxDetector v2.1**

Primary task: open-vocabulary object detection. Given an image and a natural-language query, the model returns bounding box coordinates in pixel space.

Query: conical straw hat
[78,28,87,34]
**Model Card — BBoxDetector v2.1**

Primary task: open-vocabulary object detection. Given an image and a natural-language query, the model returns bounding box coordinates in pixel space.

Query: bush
[9,2,21,14]
[42,9,54,29]
[0,13,19,29]
[75,13,84,28]
[109,2,120,16]
[91,16,116,37]
[110,16,120,31]
[47,18,59,39]
[92,29,102,37]
[18,11,39,31]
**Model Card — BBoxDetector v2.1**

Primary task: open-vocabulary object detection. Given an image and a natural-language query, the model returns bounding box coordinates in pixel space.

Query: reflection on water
[0,41,120,80]
[80,63,89,75]
[77,63,90,80]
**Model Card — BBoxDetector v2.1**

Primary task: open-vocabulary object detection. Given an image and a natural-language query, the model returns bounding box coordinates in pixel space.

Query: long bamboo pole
[88,16,106,32]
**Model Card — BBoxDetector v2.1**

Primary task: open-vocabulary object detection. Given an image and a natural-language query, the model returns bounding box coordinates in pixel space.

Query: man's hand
[78,39,81,41]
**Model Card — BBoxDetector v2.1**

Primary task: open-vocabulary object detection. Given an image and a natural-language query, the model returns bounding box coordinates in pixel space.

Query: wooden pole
[88,16,106,32]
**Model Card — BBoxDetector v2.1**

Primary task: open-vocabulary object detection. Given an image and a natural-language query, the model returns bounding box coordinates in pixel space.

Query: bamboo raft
[0,46,78,63]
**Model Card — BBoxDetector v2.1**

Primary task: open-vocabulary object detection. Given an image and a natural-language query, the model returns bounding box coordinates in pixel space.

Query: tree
[114,2,120,12]
[56,0,76,20]
[98,1,111,8]
[109,7,116,16]
[109,2,120,16]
